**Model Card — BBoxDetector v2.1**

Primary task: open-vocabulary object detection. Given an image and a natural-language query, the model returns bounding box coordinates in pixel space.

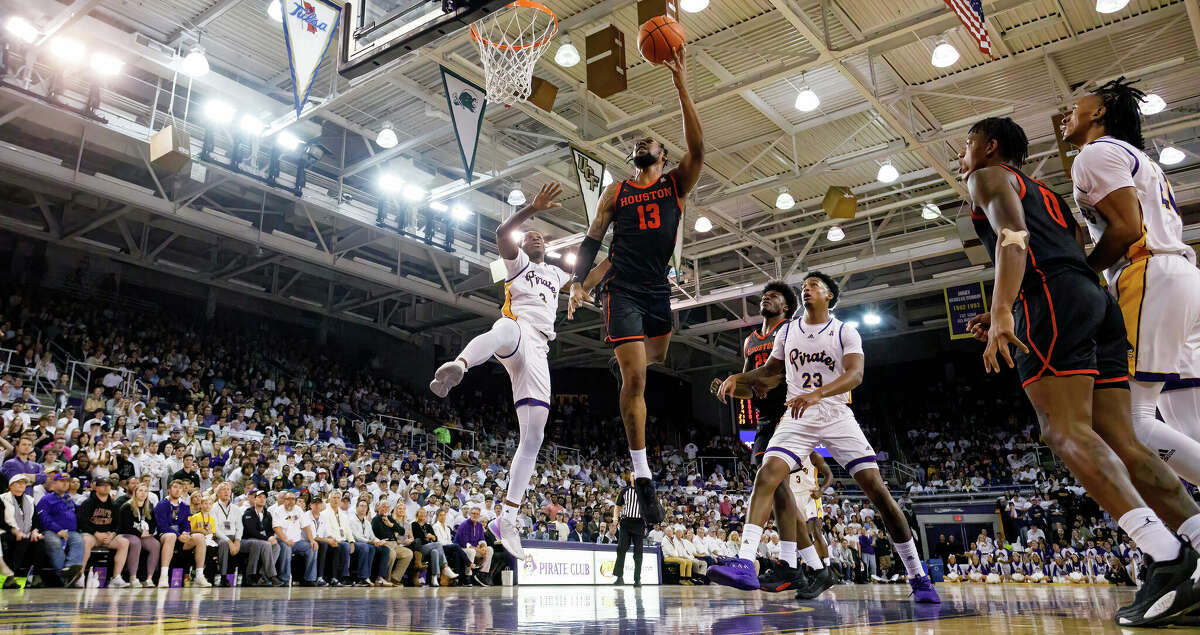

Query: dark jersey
[743,320,787,423]
[970,165,1093,288]
[602,173,684,296]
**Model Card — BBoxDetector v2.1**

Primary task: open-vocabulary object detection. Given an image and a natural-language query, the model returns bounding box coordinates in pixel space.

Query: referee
[613,474,645,586]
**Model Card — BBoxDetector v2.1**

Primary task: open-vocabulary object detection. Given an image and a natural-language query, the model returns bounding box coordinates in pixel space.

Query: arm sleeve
[769,323,789,360]
[503,249,531,282]
[840,323,864,356]
[1071,142,1137,208]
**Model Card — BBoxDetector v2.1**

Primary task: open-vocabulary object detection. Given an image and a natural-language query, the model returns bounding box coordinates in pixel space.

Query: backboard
[338,0,511,79]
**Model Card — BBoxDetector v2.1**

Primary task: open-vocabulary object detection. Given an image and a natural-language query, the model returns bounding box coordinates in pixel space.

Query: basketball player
[567,47,703,524]
[960,117,1200,627]
[709,272,940,603]
[428,183,567,560]
[1060,78,1200,487]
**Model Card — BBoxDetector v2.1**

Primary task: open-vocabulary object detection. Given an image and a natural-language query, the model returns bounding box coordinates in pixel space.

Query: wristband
[572,236,602,285]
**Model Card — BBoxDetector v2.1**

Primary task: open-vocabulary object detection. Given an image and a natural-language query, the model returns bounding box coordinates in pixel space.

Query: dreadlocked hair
[1093,76,1146,150]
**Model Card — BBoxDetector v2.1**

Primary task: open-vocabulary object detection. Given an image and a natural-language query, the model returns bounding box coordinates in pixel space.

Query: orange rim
[470,0,559,52]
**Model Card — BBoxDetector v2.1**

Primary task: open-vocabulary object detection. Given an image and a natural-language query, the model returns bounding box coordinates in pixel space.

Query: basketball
[637,15,685,65]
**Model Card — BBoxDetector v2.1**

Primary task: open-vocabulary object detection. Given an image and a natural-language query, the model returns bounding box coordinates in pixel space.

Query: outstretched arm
[496,183,564,260]
[662,47,703,197]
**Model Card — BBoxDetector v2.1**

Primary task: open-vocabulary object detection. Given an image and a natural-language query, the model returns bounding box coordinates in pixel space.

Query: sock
[504,405,547,509]
[1119,507,1182,562]
[799,545,823,570]
[501,503,518,523]
[457,318,521,368]
[1177,513,1200,549]
[780,541,797,568]
[893,539,926,577]
[823,557,831,566]
[630,448,652,480]
[738,524,763,561]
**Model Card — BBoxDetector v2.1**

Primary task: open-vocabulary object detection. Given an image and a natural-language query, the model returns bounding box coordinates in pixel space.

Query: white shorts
[494,318,551,407]
[1113,254,1200,381]
[763,403,878,475]
[789,472,820,521]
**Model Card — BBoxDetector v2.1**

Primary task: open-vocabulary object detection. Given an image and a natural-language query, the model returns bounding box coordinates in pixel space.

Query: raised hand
[530,183,564,212]
[662,45,687,89]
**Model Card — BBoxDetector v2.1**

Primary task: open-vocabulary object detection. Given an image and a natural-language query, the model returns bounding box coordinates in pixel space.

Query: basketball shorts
[1113,254,1200,385]
[751,419,778,466]
[601,285,672,346]
[1013,271,1129,389]
[763,402,878,476]
[789,470,820,521]
[494,317,552,408]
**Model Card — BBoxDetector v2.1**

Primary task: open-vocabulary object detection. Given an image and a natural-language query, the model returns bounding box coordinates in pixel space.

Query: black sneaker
[613,577,625,585]
[59,565,82,588]
[795,567,835,600]
[268,576,285,587]
[759,562,807,593]
[633,477,665,525]
[474,573,491,587]
[1115,543,1200,627]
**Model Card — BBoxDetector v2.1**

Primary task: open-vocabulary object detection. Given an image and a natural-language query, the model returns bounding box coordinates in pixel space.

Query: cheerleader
[1066,553,1087,584]
[1029,553,1048,583]
[967,554,985,583]
[944,554,963,583]
[1050,556,1069,584]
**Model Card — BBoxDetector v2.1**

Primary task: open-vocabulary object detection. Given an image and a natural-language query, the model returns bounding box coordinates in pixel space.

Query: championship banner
[281,0,341,117]
[944,282,988,340]
[440,66,488,184]
[569,146,606,226]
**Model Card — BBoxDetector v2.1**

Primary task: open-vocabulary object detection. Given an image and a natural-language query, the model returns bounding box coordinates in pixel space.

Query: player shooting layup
[567,47,703,525]
[428,183,568,560]
[709,272,940,603]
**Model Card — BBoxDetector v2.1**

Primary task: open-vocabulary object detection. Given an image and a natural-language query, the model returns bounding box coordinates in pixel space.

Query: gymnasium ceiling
[0,0,1197,373]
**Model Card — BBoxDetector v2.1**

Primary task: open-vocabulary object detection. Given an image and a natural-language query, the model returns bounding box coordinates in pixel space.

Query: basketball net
[470,0,558,105]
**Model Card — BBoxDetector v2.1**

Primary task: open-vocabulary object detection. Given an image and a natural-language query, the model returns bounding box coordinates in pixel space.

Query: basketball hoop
[470,0,558,105]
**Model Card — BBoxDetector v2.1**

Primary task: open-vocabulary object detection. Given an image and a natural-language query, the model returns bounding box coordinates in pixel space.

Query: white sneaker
[194,574,212,588]
[490,517,526,560]
[157,576,169,589]
[429,360,466,398]
[140,579,154,588]
[443,565,458,579]
[73,576,85,589]
[109,576,130,589]
[430,575,439,587]
[374,578,392,587]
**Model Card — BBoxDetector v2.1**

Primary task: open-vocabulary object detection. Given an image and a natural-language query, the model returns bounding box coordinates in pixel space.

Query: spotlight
[680,0,710,11]
[451,205,471,221]
[402,184,426,202]
[379,173,404,192]
[239,114,266,136]
[1158,146,1185,166]
[930,38,959,68]
[554,36,580,67]
[50,37,85,63]
[1095,0,1129,13]
[276,131,301,151]
[181,46,210,78]
[5,17,38,44]
[203,99,236,125]
[565,252,577,266]
[863,312,881,326]
[876,161,899,183]
[1139,93,1166,116]
[268,0,284,21]
[694,216,713,233]
[921,202,941,220]
[827,226,845,242]
[794,87,820,112]
[507,185,526,206]
[376,123,398,149]
[510,230,525,243]
[775,187,794,210]
[88,52,124,75]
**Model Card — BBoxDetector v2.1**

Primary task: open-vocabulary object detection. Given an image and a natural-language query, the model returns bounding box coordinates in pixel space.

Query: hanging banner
[944,282,988,340]
[569,145,606,226]
[440,66,488,184]
[281,0,342,117]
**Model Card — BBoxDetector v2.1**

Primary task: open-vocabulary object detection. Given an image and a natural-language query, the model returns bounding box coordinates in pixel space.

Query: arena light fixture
[378,173,404,192]
[863,312,882,326]
[565,252,577,266]
[451,205,471,221]
[376,123,398,148]
[1158,146,1185,166]
[775,187,794,210]
[1139,93,1166,116]
[5,16,38,44]
[402,184,426,201]
[794,86,820,112]
[694,216,713,233]
[507,184,526,206]
[1095,0,1130,13]
[50,37,85,64]
[876,160,899,183]
[181,46,210,78]
[680,0,710,12]
[554,35,580,67]
[930,38,959,68]
[268,0,284,22]
[921,202,942,220]
[826,226,845,242]
[510,230,525,243]
[239,114,266,136]
[276,130,301,151]
[203,99,236,125]
[88,52,124,76]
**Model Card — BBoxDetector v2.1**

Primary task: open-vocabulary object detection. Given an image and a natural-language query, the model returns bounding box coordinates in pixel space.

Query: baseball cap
[52,472,70,481]
[8,473,34,485]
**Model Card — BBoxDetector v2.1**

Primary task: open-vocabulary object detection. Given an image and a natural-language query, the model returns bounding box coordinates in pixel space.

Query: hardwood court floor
[0,581,1185,634]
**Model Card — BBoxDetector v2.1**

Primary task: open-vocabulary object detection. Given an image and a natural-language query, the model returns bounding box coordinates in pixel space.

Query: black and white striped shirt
[617,486,641,520]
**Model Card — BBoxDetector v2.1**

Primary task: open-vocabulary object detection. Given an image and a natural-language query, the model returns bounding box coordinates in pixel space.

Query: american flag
[944,0,994,57]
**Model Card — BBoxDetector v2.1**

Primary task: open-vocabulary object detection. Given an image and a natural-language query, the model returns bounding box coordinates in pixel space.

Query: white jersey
[1071,135,1191,285]
[769,315,863,406]
[501,249,571,341]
